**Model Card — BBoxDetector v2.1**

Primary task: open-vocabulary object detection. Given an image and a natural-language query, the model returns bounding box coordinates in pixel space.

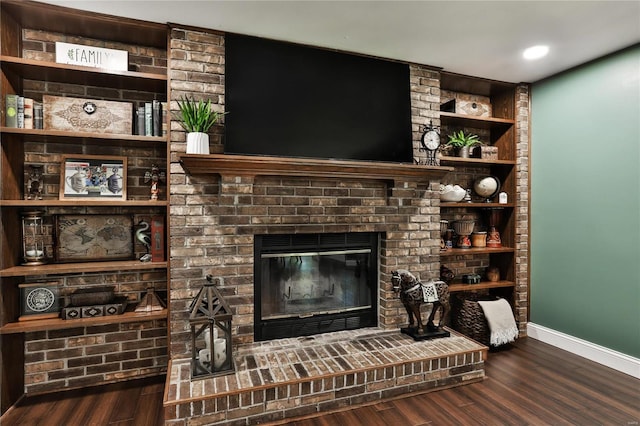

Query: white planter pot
[186,132,210,154]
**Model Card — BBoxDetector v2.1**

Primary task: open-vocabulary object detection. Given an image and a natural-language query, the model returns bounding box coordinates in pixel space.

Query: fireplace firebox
[254,233,378,341]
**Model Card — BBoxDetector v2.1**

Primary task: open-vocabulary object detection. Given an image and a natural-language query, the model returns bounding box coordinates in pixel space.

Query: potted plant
[446,130,481,158]
[176,96,226,154]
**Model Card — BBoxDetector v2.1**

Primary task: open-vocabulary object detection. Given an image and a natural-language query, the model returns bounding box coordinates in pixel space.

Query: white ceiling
[41,0,640,83]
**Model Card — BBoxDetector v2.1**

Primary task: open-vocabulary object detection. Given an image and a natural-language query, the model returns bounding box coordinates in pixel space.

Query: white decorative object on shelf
[186,132,210,154]
[439,184,466,202]
[55,42,128,71]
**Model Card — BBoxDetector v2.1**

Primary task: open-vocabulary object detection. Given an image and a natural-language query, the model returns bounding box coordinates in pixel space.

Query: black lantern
[189,275,234,379]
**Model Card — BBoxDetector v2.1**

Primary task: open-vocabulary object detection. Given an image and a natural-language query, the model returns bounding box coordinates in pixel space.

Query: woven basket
[452,293,493,346]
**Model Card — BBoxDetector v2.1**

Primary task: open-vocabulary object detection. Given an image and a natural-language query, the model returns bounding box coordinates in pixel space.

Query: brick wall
[24,320,166,394]
[18,29,169,394]
[168,26,448,359]
[514,83,530,332]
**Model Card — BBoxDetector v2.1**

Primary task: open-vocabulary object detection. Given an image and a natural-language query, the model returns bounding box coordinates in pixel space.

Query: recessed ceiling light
[523,45,549,60]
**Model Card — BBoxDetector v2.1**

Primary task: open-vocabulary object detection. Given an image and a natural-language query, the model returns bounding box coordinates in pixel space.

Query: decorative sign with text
[55,42,128,71]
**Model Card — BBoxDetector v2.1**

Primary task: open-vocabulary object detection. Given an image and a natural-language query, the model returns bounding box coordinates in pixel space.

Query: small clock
[19,282,60,320]
[420,121,440,166]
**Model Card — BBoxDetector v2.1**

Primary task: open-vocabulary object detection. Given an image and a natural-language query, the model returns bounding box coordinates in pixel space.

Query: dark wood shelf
[0,56,167,93]
[0,127,166,144]
[440,202,514,208]
[0,260,168,278]
[440,112,515,129]
[180,153,454,182]
[0,0,171,414]
[0,199,168,207]
[440,247,515,256]
[449,280,515,293]
[1,0,168,49]
[0,308,168,334]
[439,156,516,166]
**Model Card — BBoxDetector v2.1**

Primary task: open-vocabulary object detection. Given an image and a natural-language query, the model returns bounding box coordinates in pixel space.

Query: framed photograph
[54,214,134,262]
[60,154,127,200]
[19,282,61,321]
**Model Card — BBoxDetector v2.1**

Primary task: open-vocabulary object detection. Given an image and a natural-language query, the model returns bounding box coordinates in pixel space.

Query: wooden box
[61,298,127,320]
[441,99,491,117]
[480,146,499,160]
[43,95,132,135]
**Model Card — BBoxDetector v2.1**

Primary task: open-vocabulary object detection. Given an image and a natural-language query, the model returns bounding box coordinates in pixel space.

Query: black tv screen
[224,34,413,163]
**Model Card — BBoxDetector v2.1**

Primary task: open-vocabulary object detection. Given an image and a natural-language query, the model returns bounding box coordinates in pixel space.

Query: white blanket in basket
[477,298,518,346]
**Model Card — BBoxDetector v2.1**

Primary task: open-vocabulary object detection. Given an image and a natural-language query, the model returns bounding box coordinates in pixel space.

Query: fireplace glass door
[255,233,378,340]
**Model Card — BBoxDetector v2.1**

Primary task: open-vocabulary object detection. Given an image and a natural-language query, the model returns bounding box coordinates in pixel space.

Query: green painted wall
[530,45,640,358]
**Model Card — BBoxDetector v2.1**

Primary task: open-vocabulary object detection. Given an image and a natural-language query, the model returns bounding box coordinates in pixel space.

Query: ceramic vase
[186,132,210,154]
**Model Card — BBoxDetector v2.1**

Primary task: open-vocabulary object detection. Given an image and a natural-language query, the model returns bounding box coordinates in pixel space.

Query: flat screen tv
[224,34,413,163]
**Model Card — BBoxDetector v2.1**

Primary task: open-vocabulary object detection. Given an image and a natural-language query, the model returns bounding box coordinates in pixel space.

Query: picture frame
[59,154,127,200]
[54,214,135,262]
[19,282,61,321]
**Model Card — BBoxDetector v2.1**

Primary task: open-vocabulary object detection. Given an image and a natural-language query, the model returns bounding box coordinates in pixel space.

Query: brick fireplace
[164,157,492,426]
[165,25,528,425]
[167,24,455,352]
[170,155,451,351]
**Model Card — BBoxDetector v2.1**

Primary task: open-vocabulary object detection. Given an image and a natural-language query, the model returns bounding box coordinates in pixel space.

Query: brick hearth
[164,328,486,425]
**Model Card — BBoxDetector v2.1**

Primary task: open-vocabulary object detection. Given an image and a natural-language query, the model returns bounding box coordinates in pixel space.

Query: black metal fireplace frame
[254,232,379,341]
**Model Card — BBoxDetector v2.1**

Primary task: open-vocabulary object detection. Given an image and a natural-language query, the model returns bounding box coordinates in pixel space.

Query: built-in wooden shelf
[439,112,515,129]
[0,199,168,207]
[0,56,167,92]
[0,260,168,277]
[449,280,515,293]
[439,156,516,166]
[0,127,166,144]
[179,154,454,182]
[440,202,514,208]
[440,247,514,256]
[0,308,168,334]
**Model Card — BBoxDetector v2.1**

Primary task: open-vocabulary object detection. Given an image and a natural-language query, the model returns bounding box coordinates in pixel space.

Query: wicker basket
[452,293,493,346]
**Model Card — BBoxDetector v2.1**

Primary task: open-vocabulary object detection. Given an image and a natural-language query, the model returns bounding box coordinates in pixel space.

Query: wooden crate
[480,145,499,160]
[43,95,132,135]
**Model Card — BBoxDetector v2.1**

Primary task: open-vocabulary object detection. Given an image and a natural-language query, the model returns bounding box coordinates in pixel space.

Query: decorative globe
[473,176,500,201]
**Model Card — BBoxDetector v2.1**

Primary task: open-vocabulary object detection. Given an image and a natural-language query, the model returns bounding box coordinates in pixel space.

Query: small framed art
[54,214,134,262]
[60,154,126,200]
[19,282,61,321]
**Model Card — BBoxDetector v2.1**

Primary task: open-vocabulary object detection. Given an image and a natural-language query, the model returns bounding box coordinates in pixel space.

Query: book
[23,98,34,129]
[136,105,145,135]
[152,100,161,136]
[17,96,24,128]
[5,94,18,128]
[33,101,43,129]
[144,102,152,136]
[150,215,165,262]
[161,102,168,137]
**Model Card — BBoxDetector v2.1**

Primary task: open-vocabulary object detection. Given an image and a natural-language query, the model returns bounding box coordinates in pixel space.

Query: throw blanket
[477,298,518,346]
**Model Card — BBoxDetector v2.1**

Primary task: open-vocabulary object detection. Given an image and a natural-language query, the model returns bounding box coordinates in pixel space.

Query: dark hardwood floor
[2,337,638,425]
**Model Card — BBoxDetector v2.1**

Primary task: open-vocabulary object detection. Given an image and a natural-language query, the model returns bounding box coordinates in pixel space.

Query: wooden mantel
[179,153,453,182]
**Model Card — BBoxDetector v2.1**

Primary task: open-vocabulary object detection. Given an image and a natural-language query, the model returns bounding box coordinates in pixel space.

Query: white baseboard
[527,322,640,379]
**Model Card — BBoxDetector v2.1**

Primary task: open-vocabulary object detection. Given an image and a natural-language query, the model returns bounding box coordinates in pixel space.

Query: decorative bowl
[453,220,475,236]
[439,184,466,202]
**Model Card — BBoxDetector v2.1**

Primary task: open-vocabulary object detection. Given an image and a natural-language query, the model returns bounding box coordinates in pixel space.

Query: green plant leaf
[175,96,227,133]
[446,130,481,147]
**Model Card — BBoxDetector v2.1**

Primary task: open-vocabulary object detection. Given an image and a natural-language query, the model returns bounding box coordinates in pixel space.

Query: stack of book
[135,100,167,137]
[5,94,43,129]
